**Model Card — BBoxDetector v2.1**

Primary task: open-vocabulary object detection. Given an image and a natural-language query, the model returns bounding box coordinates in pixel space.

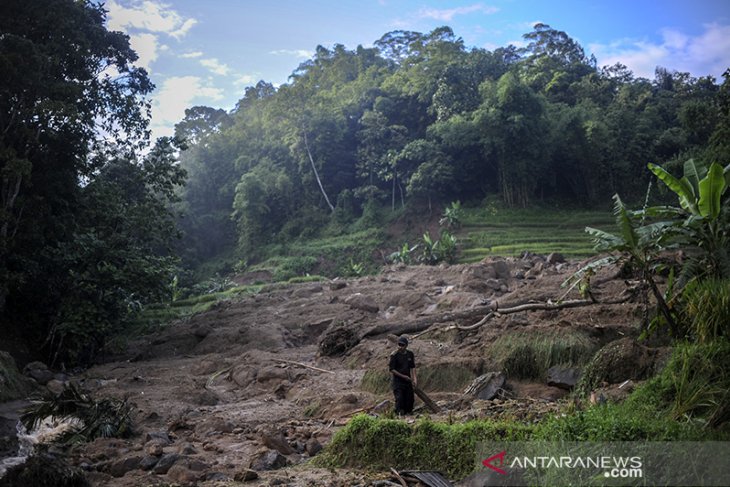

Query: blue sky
[104,0,730,141]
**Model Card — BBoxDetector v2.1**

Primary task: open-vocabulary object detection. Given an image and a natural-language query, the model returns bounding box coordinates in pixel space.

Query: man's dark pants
[393,383,414,415]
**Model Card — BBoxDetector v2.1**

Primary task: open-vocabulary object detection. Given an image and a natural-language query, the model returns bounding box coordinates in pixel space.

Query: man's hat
[397,336,408,346]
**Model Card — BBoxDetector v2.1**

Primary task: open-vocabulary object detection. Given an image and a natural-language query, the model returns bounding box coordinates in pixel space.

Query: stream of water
[0,421,35,478]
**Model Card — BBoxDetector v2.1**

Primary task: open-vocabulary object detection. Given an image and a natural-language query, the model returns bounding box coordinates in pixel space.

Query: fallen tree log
[363,293,634,338]
[414,386,441,413]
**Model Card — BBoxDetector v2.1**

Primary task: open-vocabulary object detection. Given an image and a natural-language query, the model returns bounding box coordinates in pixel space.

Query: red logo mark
[482,450,507,475]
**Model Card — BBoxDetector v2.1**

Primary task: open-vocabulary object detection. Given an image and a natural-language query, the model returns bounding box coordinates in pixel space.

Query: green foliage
[387,242,416,264]
[21,383,133,443]
[361,364,475,394]
[347,259,365,277]
[439,200,463,229]
[272,256,318,282]
[628,341,730,428]
[1,0,167,365]
[679,278,730,343]
[417,230,458,265]
[647,160,730,283]
[536,402,705,442]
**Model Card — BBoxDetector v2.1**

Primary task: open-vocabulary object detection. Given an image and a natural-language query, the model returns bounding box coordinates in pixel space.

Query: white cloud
[107,0,197,37]
[234,74,258,86]
[171,18,198,40]
[418,3,499,22]
[200,58,231,76]
[150,76,224,138]
[106,0,197,73]
[181,51,204,58]
[590,22,730,79]
[128,33,159,71]
[270,49,315,58]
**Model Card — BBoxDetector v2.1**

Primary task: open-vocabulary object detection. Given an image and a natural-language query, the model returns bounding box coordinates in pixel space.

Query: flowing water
[0,406,83,479]
[0,421,34,478]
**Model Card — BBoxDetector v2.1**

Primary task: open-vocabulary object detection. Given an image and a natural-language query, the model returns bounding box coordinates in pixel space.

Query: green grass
[455,206,614,262]
[485,328,597,381]
[361,363,476,395]
[129,284,263,334]
[249,227,387,280]
[319,345,730,480]
[314,414,535,479]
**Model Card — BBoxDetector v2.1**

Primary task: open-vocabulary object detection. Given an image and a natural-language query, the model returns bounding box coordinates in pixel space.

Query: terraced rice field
[455,207,615,263]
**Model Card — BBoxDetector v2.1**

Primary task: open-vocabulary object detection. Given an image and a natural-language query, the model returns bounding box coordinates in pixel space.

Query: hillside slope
[63,255,650,485]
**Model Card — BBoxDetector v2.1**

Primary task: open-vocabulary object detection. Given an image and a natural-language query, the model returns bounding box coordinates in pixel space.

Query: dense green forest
[1,0,729,365]
[174,24,729,273]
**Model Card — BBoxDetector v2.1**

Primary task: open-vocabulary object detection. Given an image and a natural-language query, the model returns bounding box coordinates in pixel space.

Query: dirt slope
[66,255,648,486]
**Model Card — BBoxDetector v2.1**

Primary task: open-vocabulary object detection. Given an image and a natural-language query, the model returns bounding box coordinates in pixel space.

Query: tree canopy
[1,0,184,364]
[175,24,729,271]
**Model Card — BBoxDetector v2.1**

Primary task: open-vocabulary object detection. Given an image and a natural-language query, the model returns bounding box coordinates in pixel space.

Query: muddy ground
[43,255,658,486]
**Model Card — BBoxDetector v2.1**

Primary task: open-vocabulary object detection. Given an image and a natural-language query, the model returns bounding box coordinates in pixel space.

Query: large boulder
[546,366,581,390]
[1,352,36,402]
[579,338,666,393]
[463,372,506,400]
[0,453,89,487]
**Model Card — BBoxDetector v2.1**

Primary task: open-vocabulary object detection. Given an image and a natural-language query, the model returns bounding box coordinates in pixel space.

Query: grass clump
[627,340,730,428]
[486,329,596,381]
[679,278,730,343]
[361,364,476,395]
[315,414,535,479]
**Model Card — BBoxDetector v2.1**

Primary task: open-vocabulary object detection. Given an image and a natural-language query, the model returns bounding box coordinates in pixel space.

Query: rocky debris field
[4,254,668,486]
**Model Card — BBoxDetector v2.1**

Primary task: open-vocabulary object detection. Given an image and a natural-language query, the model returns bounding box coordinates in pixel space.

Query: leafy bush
[439,200,463,229]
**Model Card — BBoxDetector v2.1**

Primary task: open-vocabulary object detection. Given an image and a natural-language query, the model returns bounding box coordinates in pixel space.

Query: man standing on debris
[389,336,417,415]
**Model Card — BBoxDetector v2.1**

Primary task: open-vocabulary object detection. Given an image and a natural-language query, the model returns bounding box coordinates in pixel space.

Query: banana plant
[586,194,678,334]
[648,160,730,282]
[647,159,728,220]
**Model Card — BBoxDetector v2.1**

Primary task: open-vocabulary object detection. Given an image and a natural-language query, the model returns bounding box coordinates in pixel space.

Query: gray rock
[464,372,506,400]
[151,453,181,474]
[344,293,379,313]
[250,449,287,471]
[108,456,142,477]
[305,438,322,456]
[46,379,66,396]
[492,259,511,279]
[139,455,159,470]
[546,252,565,264]
[261,432,295,455]
[484,278,502,291]
[547,366,582,390]
[144,431,172,445]
[234,469,259,481]
[23,361,54,385]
